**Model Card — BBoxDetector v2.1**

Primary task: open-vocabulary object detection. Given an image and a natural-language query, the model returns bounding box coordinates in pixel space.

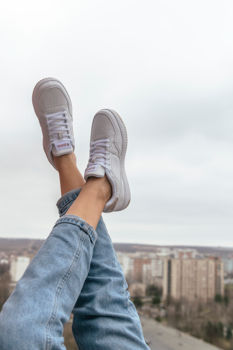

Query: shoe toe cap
[91,111,116,139]
[32,78,72,116]
[38,87,68,113]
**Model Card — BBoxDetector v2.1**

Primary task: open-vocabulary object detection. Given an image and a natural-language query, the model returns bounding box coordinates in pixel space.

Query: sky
[1,0,233,246]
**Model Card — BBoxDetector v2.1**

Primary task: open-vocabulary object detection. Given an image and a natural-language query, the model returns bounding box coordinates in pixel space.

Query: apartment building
[163,257,224,302]
[10,256,30,285]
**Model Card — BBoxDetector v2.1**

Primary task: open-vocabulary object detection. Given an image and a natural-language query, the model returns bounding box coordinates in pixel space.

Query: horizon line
[0,237,233,250]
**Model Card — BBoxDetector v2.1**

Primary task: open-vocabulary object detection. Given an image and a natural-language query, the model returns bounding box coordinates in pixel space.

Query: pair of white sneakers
[32,78,130,213]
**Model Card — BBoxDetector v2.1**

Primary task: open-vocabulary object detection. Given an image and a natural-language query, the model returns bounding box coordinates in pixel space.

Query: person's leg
[55,155,150,349]
[31,78,149,349]
[54,152,85,195]
[0,176,110,350]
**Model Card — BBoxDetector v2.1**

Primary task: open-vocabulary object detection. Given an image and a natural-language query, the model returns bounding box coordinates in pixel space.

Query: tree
[215,294,223,303]
[146,284,162,306]
[155,316,162,322]
[204,321,223,343]
[216,322,224,338]
[152,295,161,305]
[133,296,143,308]
[146,284,162,297]
[0,264,9,276]
[204,321,216,343]
[224,295,229,306]
[226,326,232,340]
[0,263,10,311]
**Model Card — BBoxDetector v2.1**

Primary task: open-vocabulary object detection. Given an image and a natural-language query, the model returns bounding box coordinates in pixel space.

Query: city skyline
[2,244,228,302]
[1,1,233,246]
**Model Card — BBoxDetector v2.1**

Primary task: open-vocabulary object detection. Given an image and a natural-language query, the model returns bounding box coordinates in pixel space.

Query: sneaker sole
[98,108,131,211]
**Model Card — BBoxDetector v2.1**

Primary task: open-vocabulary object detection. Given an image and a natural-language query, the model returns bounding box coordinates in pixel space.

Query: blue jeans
[0,188,150,350]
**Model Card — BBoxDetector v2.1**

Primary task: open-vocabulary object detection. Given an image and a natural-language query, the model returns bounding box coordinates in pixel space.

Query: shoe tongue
[85,164,105,179]
[52,140,73,156]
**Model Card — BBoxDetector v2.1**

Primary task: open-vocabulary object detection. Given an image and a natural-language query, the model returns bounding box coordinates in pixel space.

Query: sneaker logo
[53,140,72,151]
[57,143,70,148]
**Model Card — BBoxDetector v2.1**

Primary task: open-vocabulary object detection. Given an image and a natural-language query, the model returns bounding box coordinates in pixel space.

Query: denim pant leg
[57,189,150,350]
[0,215,97,350]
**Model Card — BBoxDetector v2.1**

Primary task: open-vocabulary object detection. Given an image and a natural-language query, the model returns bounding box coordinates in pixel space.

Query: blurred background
[1,1,233,349]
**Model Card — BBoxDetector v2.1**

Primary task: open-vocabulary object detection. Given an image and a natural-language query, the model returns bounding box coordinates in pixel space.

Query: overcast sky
[1,0,233,246]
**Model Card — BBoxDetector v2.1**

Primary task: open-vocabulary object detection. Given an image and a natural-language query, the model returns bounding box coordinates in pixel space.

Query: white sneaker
[32,78,75,169]
[84,109,131,212]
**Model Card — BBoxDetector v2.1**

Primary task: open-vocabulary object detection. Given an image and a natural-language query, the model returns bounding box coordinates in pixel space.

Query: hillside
[1,238,233,258]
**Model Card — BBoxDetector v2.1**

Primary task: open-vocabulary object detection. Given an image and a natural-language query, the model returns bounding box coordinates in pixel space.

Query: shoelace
[46,112,71,143]
[87,138,110,171]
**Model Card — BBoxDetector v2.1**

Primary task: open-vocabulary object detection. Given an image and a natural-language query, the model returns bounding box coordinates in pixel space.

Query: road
[141,317,221,350]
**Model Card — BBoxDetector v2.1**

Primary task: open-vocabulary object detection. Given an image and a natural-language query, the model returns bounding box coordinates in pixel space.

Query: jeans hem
[56,188,82,216]
[54,215,97,244]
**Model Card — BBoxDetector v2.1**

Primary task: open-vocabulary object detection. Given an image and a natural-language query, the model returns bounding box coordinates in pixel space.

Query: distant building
[0,252,9,264]
[117,251,165,287]
[133,258,151,282]
[0,258,9,265]
[117,252,133,277]
[10,256,30,284]
[163,257,224,302]
[224,278,233,285]
[157,247,172,257]
[129,282,146,297]
[174,249,198,259]
[142,258,163,286]
[222,257,233,277]
[214,257,224,296]
[116,250,224,302]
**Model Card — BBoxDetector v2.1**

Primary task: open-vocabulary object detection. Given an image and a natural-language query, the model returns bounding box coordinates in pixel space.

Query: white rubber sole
[98,108,131,212]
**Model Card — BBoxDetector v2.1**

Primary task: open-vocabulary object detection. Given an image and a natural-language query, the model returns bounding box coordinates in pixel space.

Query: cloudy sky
[1,0,233,246]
